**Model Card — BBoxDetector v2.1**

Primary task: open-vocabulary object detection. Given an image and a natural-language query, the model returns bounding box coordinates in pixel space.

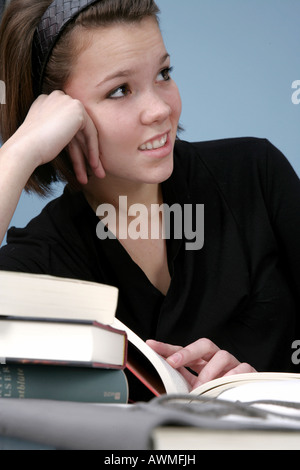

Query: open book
[113,319,300,403]
[0,271,118,325]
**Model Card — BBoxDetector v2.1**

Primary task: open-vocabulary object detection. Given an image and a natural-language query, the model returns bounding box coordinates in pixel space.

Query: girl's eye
[157,67,173,82]
[108,84,131,99]
[106,67,173,99]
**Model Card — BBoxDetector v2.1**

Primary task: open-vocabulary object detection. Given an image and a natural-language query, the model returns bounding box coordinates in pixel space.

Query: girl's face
[64,17,182,187]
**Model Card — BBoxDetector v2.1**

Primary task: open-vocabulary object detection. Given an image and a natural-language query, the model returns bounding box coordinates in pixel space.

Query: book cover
[0,363,128,403]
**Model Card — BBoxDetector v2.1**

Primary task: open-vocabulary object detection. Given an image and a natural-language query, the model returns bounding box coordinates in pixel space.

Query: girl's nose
[139,90,171,126]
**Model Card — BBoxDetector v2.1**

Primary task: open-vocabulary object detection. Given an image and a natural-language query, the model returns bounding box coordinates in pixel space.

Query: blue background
[2,0,300,244]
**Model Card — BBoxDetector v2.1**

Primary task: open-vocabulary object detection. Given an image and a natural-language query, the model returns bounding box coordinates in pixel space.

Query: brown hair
[0,0,160,195]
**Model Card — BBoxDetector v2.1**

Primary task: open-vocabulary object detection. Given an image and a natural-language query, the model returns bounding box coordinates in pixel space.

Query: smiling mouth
[139,133,168,151]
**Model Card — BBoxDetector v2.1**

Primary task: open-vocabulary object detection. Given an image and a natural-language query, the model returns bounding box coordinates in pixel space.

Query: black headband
[32,0,100,97]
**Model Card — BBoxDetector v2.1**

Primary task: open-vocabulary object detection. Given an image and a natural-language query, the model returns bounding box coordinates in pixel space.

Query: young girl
[0,0,299,391]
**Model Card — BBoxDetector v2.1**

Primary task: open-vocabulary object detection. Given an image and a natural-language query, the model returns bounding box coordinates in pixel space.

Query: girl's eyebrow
[96,52,170,88]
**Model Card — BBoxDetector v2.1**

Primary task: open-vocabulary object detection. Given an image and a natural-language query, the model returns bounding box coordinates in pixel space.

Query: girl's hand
[16,90,105,184]
[147,338,256,390]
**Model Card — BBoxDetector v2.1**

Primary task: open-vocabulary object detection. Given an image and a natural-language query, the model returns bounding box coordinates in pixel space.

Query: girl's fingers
[146,340,200,390]
[147,338,222,372]
[147,339,256,391]
[166,338,220,369]
[191,350,241,388]
[78,113,106,179]
[67,138,89,185]
[191,355,256,390]
[23,91,106,180]
[223,363,257,377]
[146,340,182,357]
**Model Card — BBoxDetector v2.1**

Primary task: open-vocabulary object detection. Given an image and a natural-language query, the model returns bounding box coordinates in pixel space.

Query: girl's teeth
[140,134,167,150]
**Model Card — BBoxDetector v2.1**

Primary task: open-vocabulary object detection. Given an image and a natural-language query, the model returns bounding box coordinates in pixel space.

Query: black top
[1,137,300,372]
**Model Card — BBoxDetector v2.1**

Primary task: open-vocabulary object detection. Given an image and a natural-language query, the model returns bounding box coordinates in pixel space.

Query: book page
[219,380,300,427]
[220,380,300,406]
[113,319,190,394]
[146,348,191,394]
[189,372,300,398]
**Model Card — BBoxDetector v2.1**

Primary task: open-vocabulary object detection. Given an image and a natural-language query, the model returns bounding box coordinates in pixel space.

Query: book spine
[0,364,128,404]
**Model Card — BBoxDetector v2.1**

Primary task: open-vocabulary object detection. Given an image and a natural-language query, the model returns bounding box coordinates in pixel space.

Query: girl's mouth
[139,133,168,151]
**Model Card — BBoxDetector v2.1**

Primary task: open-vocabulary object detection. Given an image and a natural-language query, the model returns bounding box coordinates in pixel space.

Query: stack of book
[0,271,128,404]
[2,272,300,411]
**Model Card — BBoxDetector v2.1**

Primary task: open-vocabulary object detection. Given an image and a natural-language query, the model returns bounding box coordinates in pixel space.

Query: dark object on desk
[1,395,300,450]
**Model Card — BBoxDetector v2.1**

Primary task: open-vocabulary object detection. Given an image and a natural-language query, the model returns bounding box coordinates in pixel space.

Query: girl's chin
[139,164,174,185]
[103,159,174,185]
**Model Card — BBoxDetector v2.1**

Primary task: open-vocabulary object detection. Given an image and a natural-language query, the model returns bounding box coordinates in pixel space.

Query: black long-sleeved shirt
[1,137,299,372]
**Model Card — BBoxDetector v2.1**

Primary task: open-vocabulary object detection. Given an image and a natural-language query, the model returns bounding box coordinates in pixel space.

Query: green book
[0,363,128,403]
